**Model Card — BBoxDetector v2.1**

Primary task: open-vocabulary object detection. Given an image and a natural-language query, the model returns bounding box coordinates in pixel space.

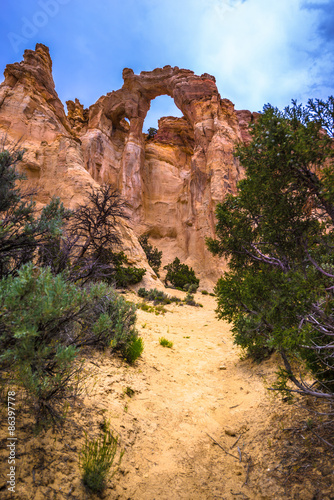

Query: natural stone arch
[88,66,219,141]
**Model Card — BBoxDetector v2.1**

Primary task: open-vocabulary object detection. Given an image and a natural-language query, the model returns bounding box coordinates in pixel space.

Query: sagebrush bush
[0,263,142,424]
[0,264,91,423]
[184,292,196,306]
[137,287,181,305]
[188,283,198,294]
[85,288,138,350]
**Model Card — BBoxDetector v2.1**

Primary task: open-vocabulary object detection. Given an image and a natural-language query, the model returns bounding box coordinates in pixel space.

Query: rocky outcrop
[235,109,261,143]
[81,65,249,285]
[0,44,257,288]
[0,44,93,205]
[0,44,154,286]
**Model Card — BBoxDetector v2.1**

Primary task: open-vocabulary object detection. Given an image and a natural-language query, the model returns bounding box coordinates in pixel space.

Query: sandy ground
[1,290,333,499]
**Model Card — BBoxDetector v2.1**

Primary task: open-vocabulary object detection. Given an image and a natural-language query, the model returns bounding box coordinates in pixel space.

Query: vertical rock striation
[0,44,258,287]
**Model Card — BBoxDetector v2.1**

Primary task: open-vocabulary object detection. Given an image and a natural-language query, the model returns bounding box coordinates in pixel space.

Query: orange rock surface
[0,44,258,287]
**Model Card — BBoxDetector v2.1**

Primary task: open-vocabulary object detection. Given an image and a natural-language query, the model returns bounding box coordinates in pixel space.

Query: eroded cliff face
[0,44,258,288]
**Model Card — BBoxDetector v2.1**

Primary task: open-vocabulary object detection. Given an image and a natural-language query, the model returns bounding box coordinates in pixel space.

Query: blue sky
[1,0,334,130]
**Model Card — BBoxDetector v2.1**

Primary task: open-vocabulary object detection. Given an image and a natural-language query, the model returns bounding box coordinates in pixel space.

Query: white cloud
[193,0,332,110]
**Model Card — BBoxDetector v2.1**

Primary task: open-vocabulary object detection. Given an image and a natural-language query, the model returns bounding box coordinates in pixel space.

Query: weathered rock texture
[0,44,258,288]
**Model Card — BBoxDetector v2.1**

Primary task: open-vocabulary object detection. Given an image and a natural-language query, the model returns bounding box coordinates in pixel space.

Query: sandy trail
[92,292,279,500]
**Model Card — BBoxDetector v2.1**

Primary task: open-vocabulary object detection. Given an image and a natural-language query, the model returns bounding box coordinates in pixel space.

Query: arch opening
[143,95,183,133]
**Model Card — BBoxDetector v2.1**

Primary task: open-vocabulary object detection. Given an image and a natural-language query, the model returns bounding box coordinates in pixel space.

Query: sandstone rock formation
[0,44,258,288]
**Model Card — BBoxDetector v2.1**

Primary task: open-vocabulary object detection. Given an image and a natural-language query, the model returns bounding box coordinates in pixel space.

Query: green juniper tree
[207,98,334,399]
[147,127,158,139]
[138,234,162,276]
[164,257,199,291]
[0,148,70,278]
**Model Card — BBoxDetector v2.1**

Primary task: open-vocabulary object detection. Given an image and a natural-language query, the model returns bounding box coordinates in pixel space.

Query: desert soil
[0,290,332,499]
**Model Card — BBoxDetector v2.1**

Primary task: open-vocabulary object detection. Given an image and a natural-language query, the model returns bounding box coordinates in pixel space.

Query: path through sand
[87,291,284,499]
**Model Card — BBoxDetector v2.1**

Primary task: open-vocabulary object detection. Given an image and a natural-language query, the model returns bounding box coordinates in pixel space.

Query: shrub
[159,337,173,348]
[154,304,167,315]
[137,301,153,312]
[184,292,196,306]
[0,263,142,424]
[136,302,167,315]
[0,264,94,423]
[137,287,181,305]
[164,257,199,291]
[201,290,209,295]
[0,149,71,279]
[138,287,148,298]
[109,251,146,288]
[147,127,158,139]
[0,148,144,426]
[79,425,123,492]
[138,234,162,276]
[148,288,168,303]
[84,287,138,351]
[38,184,129,284]
[121,336,144,363]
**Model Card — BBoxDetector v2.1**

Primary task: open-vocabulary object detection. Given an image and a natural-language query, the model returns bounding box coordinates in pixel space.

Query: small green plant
[137,301,151,312]
[306,418,314,429]
[185,293,201,306]
[184,292,196,306]
[138,287,148,298]
[154,304,167,315]
[159,337,173,348]
[201,290,209,295]
[137,302,167,315]
[271,368,294,402]
[79,425,123,493]
[99,419,109,433]
[122,336,144,363]
[188,283,198,293]
[124,386,135,397]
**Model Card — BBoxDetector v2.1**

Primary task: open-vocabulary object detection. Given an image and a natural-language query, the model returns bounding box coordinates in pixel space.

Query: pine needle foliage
[207,98,334,399]
[164,257,199,291]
